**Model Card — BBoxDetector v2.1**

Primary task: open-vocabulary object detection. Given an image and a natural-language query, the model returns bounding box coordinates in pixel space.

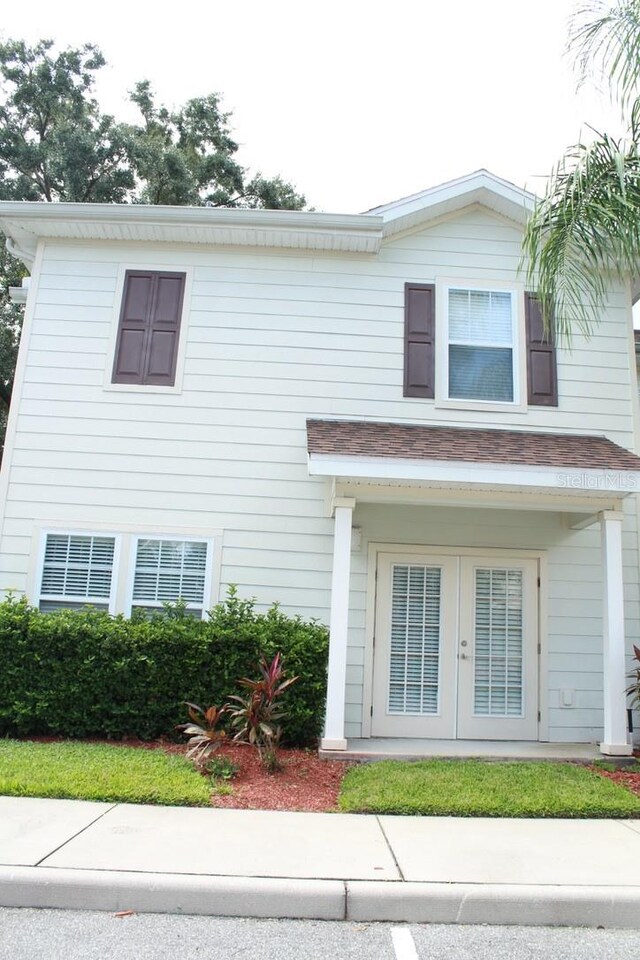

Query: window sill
[102,383,183,396]
[435,398,528,414]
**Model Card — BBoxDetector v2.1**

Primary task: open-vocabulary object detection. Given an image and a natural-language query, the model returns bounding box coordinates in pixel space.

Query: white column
[600,510,633,756]
[321,498,355,751]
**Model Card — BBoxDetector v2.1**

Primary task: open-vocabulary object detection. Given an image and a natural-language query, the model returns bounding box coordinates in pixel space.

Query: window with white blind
[446,288,517,403]
[130,537,212,619]
[38,533,117,612]
[473,567,524,717]
[388,563,442,716]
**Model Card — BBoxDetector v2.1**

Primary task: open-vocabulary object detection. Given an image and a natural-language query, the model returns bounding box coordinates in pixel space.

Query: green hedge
[0,589,328,745]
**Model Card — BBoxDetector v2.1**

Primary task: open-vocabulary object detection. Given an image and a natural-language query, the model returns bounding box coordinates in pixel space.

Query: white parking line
[391,926,419,960]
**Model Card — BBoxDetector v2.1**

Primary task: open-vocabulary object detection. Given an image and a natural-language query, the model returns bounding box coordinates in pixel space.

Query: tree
[0,39,306,449]
[523,1,640,340]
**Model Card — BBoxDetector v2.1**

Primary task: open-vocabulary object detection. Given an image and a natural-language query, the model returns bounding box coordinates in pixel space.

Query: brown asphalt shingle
[306,419,640,471]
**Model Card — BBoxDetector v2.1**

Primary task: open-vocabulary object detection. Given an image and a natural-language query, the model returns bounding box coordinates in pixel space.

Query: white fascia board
[307,453,639,497]
[0,201,383,265]
[376,170,536,238]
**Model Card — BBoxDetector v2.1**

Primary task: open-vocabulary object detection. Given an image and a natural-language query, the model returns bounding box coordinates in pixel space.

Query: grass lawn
[338,759,640,818]
[0,739,211,806]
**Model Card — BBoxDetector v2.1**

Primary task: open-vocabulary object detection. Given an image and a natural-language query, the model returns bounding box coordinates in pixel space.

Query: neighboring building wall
[0,205,638,741]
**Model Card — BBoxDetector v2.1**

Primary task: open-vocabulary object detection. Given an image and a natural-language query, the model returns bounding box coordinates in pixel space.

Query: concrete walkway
[332,739,601,761]
[1,797,640,927]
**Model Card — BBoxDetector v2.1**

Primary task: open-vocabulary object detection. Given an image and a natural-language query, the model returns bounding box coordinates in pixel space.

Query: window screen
[448,289,515,402]
[39,534,115,611]
[132,538,209,617]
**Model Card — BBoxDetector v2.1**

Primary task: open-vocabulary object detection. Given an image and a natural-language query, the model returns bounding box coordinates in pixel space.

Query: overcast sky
[0,0,627,213]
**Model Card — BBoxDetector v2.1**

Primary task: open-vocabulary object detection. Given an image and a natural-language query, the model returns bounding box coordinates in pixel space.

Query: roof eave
[308,451,639,499]
[0,201,384,267]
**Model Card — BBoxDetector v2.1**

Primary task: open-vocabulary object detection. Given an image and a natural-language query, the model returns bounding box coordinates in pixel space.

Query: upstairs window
[130,537,211,619]
[112,271,186,386]
[39,534,116,612]
[404,283,556,408]
[446,288,516,403]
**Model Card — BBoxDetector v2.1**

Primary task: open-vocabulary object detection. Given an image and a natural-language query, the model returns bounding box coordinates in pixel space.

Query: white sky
[0,0,628,213]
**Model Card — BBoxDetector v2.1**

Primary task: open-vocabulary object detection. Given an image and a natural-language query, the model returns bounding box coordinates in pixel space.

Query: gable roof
[0,170,533,268]
[369,169,536,240]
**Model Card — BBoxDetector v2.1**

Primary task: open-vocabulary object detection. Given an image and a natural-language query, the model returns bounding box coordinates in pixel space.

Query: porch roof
[306,419,640,471]
[306,419,640,507]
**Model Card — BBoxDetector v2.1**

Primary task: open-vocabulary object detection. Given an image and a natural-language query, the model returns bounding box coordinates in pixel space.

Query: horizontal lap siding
[0,208,638,745]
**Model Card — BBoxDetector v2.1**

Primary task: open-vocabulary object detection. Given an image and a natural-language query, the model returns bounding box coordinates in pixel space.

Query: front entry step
[319,738,601,762]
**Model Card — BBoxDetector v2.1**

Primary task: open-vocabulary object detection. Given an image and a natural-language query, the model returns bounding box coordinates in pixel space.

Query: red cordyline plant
[176,703,227,769]
[226,652,299,772]
[627,645,640,710]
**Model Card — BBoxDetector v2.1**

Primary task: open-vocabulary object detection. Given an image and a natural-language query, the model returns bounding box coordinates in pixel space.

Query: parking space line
[391,926,419,960]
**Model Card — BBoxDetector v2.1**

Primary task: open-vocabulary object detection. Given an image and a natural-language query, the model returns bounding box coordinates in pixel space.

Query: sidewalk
[1,796,640,927]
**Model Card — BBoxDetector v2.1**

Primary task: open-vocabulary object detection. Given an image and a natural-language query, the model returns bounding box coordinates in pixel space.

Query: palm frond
[522,117,640,341]
[571,0,640,110]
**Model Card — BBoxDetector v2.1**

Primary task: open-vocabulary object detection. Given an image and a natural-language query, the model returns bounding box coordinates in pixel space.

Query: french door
[371,552,539,740]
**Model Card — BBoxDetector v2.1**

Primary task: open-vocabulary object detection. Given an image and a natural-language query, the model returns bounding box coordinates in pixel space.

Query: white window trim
[435,277,527,413]
[102,263,193,395]
[126,534,216,620]
[36,529,122,615]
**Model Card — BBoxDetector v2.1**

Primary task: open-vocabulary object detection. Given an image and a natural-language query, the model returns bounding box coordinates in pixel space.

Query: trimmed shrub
[0,589,328,745]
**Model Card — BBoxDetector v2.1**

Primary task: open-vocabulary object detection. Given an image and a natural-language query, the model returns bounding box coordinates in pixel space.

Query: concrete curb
[3,867,640,927]
[346,880,640,927]
[0,867,346,920]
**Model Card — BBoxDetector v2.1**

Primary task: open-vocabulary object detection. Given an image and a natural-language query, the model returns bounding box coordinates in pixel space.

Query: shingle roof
[306,419,640,471]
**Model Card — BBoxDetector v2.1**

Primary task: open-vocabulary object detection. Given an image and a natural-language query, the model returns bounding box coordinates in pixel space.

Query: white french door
[371,552,539,741]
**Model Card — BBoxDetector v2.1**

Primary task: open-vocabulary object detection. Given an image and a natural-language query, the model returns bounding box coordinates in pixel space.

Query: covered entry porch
[306,420,640,759]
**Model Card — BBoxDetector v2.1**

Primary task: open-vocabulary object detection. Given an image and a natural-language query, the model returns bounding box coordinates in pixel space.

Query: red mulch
[205,743,352,812]
[25,735,352,812]
[592,764,640,797]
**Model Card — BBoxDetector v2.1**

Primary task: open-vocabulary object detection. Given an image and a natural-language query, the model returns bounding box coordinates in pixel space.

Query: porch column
[321,497,355,751]
[600,510,633,756]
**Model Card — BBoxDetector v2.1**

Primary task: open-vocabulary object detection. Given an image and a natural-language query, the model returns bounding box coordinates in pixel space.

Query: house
[0,169,638,758]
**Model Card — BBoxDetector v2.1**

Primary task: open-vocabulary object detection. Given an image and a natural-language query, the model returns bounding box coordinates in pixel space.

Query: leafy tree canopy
[523,1,640,340]
[0,38,306,445]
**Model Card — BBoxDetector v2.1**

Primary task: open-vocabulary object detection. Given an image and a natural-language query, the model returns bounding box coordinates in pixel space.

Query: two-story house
[0,170,638,757]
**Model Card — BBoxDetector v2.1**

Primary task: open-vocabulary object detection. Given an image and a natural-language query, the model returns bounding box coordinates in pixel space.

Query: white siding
[1,205,639,743]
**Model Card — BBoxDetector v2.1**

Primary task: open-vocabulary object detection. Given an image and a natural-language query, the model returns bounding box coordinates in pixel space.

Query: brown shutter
[112,271,186,386]
[112,272,154,384]
[525,292,558,406]
[404,282,435,398]
[143,273,185,385]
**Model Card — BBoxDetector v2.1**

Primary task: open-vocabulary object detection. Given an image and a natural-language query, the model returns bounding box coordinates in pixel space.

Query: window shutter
[525,292,558,406]
[145,273,185,385]
[112,272,154,383]
[404,282,435,398]
[112,271,186,386]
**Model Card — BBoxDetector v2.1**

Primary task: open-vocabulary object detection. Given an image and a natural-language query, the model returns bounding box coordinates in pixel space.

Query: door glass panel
[388,564,441,715]
[473,568,523,716]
